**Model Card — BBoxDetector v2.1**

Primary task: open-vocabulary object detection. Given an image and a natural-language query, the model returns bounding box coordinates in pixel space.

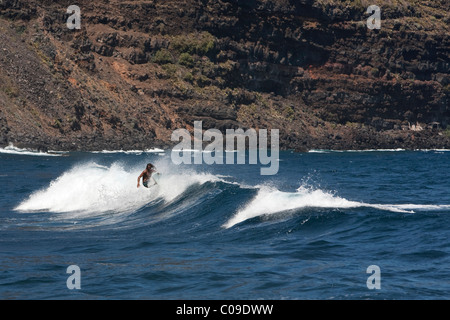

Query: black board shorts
[143,180,149,188]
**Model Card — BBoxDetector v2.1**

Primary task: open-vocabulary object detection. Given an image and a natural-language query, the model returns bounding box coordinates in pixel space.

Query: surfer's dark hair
[147,163,154,169]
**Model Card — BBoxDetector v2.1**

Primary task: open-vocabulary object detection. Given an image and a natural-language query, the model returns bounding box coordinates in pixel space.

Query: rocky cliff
[0,0,449,151]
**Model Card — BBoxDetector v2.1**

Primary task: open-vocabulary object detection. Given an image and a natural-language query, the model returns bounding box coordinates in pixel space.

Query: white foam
[308,149,406,153]
[309,149,450,153]
[417,149,450,152]
[223,186,360,228]
[308,150,330,153]
[373,204,450,211]
[15,160,223,220]
[223,186,450,228]
[0,143,64,157]
[91,148,165,154]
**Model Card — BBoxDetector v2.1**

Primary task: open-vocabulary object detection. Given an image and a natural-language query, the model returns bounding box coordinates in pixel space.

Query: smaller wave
[0,143,65,157]
[223,186,450,228]
[373,204,450,211]
[309,149,450,153]
[308,150,330,153]
[416,149,450,152]
[223,186,360,228]
[308,149,406,153]
[91,148,165,154]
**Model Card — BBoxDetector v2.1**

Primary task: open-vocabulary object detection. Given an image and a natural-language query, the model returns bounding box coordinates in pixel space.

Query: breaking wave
[0,143,65,157]
[14,159,450,230]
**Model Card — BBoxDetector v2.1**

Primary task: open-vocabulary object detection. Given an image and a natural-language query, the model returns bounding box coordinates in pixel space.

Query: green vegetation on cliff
[0,0,448,151]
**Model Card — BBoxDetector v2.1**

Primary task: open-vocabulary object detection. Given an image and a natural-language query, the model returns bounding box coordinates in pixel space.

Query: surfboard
[152,172,161,185]
[144,172,161,188]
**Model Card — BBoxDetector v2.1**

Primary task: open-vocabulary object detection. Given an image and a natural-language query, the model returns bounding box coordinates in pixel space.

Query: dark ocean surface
[1,146,449,299]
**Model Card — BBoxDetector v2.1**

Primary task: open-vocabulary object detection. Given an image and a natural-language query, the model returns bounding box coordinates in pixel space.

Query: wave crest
[223,185,450,228]
[15,161,223,220]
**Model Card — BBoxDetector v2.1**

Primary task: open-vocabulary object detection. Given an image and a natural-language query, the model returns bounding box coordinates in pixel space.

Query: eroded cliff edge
[0,0,449,151]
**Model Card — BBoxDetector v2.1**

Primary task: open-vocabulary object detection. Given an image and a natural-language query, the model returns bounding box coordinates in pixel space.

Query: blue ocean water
[0,146,449,299]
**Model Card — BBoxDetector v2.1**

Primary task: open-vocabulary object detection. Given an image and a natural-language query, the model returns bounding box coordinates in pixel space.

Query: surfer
[137,163,157,188]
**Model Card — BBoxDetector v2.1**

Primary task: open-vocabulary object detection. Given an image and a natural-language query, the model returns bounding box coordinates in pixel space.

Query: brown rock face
[0,0,449,151]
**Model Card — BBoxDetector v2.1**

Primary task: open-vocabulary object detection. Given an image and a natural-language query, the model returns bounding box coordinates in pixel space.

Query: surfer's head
[146,163,154,170]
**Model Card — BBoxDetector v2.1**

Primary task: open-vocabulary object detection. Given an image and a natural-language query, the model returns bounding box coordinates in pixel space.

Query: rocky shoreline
[1,0,449,153]
[3,125,449,153]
